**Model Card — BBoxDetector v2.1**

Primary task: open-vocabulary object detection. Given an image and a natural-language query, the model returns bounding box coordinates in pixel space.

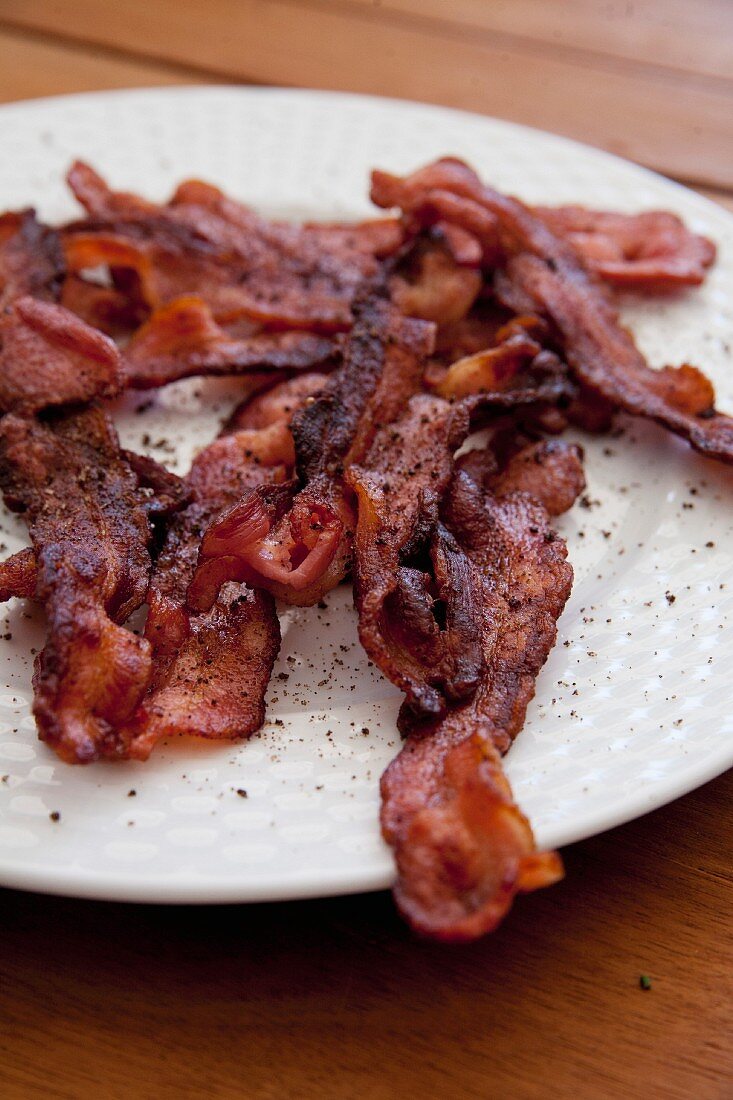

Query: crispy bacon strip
[188,290,434,609]
[0,208,64,308]
[372,159,733,465]
[372,163,715,291]
[0,452,189,608]
[346,394,480,720]
[122,374,324,758]
[535,205,716,290]
[0,407,153,763]
[381,441,582,940]
[123,297,337,389]
[63,162,403,332]
[0,296,121,415]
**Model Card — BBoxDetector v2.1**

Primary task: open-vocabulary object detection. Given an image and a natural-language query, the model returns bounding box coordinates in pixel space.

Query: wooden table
[0,3,731,1097]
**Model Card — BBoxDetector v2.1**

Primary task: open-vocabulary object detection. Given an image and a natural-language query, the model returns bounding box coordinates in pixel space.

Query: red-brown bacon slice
[535,205,716,291]
[380,439,582,941]
[0,452,189,611]
[372,162,715,291]
[0,296,122,415]
[225,372,329,433]
[63,161,403,333]
[0,208,64,309]
[346,394,480,721]
[123,296,337,389]
[187,290,434,609]
[0,407,154,763]
[0,547,37,601]
[371,159,733,465]
[122,374,324,758]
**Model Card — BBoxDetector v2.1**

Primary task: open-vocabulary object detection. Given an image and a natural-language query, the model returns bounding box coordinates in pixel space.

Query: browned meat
[121,373,324,757]
[63,162,403,332]
[123,297,337,389]
[187,289,434,609]
[60,273,148,337]
[381,445,581,940]
[0,297,121,415]
[225,372,329,432]
[0,208,64,309]
[0,407,154,763]
[372,159,733,465]
[372,161,716,291]
[535,205,716,291]
[346,394,479,721]
[0,547,38,601]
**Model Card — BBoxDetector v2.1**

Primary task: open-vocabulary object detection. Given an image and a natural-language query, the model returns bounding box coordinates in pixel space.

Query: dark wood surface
[3,769,732,1099]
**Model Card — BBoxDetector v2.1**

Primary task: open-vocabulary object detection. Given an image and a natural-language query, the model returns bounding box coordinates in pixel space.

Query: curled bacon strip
[346,394,480,720]
[0,408,154,763]
[188,289,434,608]
[390,237,482,324]
[373,161,716,292]
[372,159,733,465]
[535,205,716,290]
[0,208,64,309]
[63,162,403,332]
[60,274,148,337]
[123,296,337,389]
[122,374,324,758]
[0,296,121,415]
[225,372,328,432]
[381,440,582,940]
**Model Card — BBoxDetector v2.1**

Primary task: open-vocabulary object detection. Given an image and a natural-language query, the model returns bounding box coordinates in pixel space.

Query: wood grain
[335,0,733,81]
[0,25,205,102]
[1,0,732,188]
[1,769,731,1099]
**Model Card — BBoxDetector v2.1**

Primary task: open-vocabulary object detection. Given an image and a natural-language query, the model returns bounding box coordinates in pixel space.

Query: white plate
[0,87,731,903]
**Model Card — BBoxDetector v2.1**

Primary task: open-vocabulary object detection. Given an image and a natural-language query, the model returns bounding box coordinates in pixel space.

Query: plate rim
[0,83,731,904]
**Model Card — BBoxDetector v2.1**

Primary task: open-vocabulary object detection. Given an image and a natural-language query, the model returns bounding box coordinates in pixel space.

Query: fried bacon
[0,407,153,763]
[390,236,482,324]
[372,162,716,292]
[432,316,543,399]
[123,296,337,389]
[60,273,148,337]
[0,296,121,415]
[63,162,403,332]
[0,547,37,601]
[481,437,585,516]
[504,252,733,462]
[535,205,716,291]
[0,208,64,309]
[372,159,733,465]
[121,374,325,757]
[188,290,434,609]
[380,441,582,940]
[225,372,328,432]
[0,154,726,944]
[346,394,480,720]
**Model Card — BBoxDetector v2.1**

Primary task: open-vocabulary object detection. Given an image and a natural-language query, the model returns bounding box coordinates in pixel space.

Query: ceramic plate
[0,87,731,902]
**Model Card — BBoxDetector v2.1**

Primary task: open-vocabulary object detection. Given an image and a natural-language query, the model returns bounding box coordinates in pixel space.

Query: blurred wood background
[0,0,731,203]
[0,2,731,1098]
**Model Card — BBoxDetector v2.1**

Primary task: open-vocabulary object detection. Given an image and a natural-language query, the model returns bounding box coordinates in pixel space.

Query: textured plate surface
[0,87,732,903]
